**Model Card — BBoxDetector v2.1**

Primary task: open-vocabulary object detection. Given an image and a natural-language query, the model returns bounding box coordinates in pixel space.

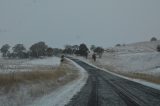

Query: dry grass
[124,72,160,84]
[105,66,160,84]
[28,63,78,98]
[0,62,78,87]
[0,60,79,106]
[94,63,160,84]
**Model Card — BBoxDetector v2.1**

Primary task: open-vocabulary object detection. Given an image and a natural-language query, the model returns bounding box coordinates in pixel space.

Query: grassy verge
[0,60,79,96]
[0,59,79,106]
[123,72,160,84]
[0,64,76,85]
[93,63,160,84]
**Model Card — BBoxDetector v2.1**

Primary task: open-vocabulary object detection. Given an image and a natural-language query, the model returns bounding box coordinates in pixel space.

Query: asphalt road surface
[66,58,160,106]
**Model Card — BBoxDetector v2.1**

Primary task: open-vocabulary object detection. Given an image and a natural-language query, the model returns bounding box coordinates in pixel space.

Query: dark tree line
[63,43,89,58]
[63,43,105,58]
[0,41,63,59]
[0,42,106,59]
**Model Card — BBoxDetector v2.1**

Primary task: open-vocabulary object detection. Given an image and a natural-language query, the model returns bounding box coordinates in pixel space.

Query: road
[66,58,160,106]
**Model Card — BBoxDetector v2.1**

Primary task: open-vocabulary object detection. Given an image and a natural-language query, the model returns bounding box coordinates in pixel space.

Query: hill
[107,40,160,54]
[94,40,160,84]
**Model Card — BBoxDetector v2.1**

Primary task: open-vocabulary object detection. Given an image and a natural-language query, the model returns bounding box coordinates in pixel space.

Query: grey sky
[0,0,160,48]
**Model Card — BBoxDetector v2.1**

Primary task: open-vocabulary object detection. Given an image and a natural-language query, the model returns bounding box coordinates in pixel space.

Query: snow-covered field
[25,57,60,66]
[72,57,160,90]
[0,56,88,106]
[28,58,88,106]
[71,40,160,89]
[100,41,160,71]
[0,57,60,73]
[108,40,160,54]
[97,52,160,74]
[95,40,160,84]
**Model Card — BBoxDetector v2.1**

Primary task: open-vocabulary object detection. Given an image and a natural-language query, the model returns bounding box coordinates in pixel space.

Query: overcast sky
[0,0,160,48]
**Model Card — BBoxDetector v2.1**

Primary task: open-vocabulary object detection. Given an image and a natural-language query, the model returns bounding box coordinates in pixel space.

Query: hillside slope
[94,40,160,84]
[107,40,160,54]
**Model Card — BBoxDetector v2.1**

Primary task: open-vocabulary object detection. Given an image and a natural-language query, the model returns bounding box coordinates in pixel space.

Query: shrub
[157,45,160,52]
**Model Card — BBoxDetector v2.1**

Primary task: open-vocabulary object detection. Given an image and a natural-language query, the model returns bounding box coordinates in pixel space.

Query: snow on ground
[27,58,88,106]
[98,40,160,88]
[0,56,88,106]
[0,84,33,106]
[25,57,60,66]
[72,55,160,90]
[0,57,60,73]
[98,52,160,73]
[108,40,160,54]
[69,40,160,90]
[94,40,160,76]
[144,67,160,76]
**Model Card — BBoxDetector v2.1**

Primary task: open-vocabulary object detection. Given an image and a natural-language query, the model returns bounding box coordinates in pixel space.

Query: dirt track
[66,58,160,106]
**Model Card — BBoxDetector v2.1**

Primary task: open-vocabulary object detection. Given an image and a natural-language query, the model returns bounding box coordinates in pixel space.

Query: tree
[72,45,79,54]
[52,48,63,55]
[0,44,10,57]
[90,45,96,51]
[63,45,79,54]
[63,45,73,54]
[12,44,26,58]
[72,45,79,50]
[46,47,54,56]
[157,45,160,52]
[150,37,157,42]
[30,41,48,58]
[79,43,89,58]
[94,47,104,58]
[7,52,16,58]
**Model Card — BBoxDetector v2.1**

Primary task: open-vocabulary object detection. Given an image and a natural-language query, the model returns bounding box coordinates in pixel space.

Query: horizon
[0,0,160,48]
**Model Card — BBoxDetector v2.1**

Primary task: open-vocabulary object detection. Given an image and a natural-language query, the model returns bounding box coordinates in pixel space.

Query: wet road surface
[66,58,160,106]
